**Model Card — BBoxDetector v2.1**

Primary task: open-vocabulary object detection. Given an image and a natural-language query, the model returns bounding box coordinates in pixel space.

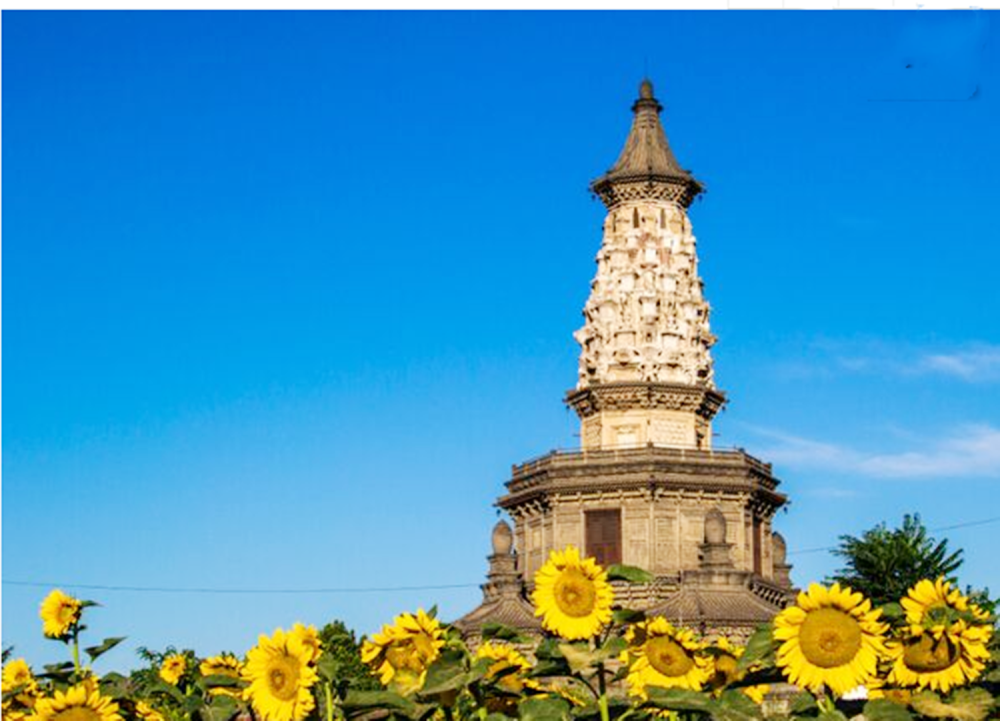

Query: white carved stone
[574,201,715,390]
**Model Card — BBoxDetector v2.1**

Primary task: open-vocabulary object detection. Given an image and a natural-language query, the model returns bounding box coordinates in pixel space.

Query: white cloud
[745,424,1000,480]
[917,349,1000,381]
[787,341,1000,383]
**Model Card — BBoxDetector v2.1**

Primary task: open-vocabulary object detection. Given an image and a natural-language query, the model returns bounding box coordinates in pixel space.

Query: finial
[639,78,654,100]
[704,507,727,544]
[491,519,513,555]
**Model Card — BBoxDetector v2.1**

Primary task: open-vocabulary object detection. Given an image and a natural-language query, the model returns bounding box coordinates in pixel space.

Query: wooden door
[586,509,622,567]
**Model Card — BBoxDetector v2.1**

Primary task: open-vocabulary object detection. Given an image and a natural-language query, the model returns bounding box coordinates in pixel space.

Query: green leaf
[342,689,418,714]
[182,693,203,715]
[557,643,597,673]
[606,564,654,584]
[599,635,627,657]
[97,672,131,697]
[788,692,819,715]
[200,674,240,689]
[517,696,571,721]
[40,661,75,679]
[612,608,646,625]
[644,686,717,713]
[715,690,763,721]
[735,624,775,672]
[910,689,995,721]
[863,699,914,721]
[316,654,344,683]
[534,638,564,660]
[419,650,469,696]
[84,637,125,662]
[200,695,238,721]
[879,602,905,622]
[528,659,569,678]
[481,622,529,644]
[79,600,101,609]
[816,710,849,721]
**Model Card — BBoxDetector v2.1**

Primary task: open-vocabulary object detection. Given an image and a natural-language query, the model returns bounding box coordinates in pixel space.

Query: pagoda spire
[569,79,721,451]
[590,79,702,209]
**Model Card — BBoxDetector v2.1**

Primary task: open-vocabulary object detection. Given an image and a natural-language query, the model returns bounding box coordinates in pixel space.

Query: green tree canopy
[828,513,963,607]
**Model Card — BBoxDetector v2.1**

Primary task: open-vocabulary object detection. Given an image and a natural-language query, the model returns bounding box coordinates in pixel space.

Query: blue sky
[3,10,999,670]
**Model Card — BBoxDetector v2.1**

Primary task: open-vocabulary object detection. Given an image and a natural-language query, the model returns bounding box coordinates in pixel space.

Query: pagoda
[457,80,793,642]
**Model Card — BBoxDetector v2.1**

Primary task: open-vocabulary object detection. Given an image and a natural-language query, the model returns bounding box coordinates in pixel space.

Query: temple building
[456,80,794,642]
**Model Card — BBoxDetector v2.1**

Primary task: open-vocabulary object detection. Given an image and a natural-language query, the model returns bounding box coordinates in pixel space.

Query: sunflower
[33,683,122,721]
[477,641,536,694]
[773,583,888,697]
[242,628,319,721]
[360,609,444,695]
[886,619,992,694]
[704,637,769,704]
[199,654,243,697]
[901,578,990,629]
[39,589,82,639]
[134,701,165,721]
[159,654,187,685]
[623,617,712,699]
[2,658,39,696]
[885,577,993,694]
[531,546,614,641]
[289,623,322,664]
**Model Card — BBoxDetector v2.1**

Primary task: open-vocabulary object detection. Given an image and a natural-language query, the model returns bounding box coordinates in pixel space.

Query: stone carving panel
[575,201,715,389]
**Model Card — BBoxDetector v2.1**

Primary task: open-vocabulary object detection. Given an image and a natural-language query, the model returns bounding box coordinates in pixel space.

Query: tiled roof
[590,79,702,205]
[453,595,542,634]
[651,587,782,625]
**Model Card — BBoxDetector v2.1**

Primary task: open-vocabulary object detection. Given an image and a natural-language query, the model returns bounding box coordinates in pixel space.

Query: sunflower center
[798,607,863,669]
[646,636,695,678]
[52,708,102,721]
[58,603,78,623]
[902,633,960,673]
[266,655,300,701]
[553,567,597,618]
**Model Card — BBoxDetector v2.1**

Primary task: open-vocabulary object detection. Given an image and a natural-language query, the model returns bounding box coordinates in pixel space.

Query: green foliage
[829,514,964,606]
[910,689,995,721]
[864,699,915,721]
[10,559,1000,721]
[606,565,655,584]
[318,620,380,692]
[517,695,572,721]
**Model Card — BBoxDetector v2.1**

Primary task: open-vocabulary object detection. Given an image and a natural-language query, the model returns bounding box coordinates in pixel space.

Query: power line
[786,515,1000,557]
[6,516,999,593]
[1,580,480,595]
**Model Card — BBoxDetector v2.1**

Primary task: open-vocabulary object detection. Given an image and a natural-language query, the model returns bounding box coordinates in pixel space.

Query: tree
[828,513,963,607]
[318,620,380,692]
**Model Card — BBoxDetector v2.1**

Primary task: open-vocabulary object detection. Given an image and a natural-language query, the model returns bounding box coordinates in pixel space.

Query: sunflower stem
[597,661,610,721]
[324,682,334,721]
[71,629,82,677]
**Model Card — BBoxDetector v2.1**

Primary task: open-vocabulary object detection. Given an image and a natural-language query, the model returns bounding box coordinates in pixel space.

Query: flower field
[4,547,998,721]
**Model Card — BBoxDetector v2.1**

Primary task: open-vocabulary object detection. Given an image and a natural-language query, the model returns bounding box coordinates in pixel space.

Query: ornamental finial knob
[492,519,513,555]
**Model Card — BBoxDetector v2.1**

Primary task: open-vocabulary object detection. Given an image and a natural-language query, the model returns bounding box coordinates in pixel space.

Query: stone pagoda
[457,80,793,642]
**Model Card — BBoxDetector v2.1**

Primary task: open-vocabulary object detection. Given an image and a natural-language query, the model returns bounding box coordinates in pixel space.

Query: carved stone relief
[575,201,715,389]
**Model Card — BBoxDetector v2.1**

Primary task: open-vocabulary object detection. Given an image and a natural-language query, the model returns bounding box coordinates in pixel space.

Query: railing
[512,444,773,478]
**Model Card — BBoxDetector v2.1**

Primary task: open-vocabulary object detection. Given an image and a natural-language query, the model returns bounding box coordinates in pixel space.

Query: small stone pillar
[481,520,522,602]
[772,532,793,588]
[699,508,734,569]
